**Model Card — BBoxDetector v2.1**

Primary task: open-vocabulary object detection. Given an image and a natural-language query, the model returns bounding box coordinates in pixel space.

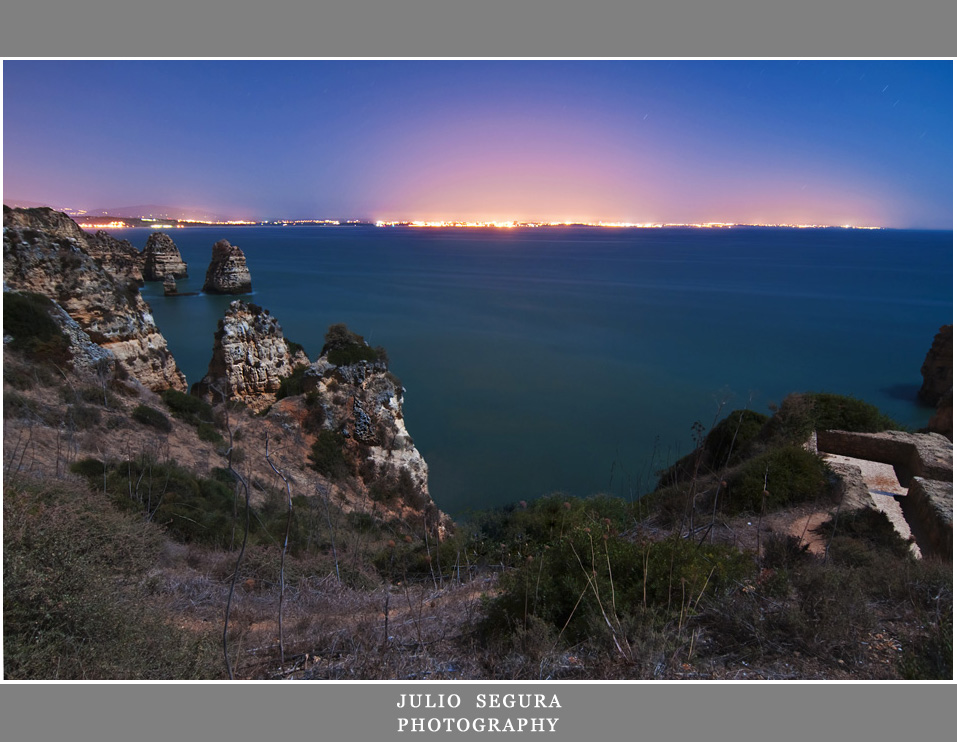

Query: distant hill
[89,204,240,223]
[3,198,242,223]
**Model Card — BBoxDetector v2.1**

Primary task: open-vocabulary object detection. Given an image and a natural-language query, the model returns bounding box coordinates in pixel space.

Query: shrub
[765,393,902,444]
[161,389,215,427]
[724,446,830,513]
[276,364,309,400]
[132,404,172,432]
[2,291,72,366]
[66,403,101,430]
[285,338,307,357]
[197,422,224,444]
[309,429,349,480]
[704,409,769,467]
[481,529,752,646]
[368,465,421,507]
[3,477,221,678]
[302,406,327,435]
[321,323,387,367]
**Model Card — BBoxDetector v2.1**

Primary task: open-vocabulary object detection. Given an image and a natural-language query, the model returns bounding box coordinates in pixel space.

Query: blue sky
[3,60,952,228]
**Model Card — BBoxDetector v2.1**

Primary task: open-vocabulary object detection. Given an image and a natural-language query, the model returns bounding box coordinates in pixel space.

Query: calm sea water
[116,226,951,515]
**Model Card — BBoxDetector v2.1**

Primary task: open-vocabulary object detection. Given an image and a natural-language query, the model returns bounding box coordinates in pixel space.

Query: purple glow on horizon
[3,60,952,229]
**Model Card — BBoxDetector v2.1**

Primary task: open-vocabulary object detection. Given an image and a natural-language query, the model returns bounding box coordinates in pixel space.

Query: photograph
[3,59,952,683]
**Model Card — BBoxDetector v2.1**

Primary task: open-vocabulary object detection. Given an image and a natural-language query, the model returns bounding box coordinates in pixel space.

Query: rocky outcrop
[815,430,952,485]
[193,300,309,413]
[3,206,187,391]
[84,230,145,285]
[296,340,434,522]
[163,275,178,295]
[927,389,953,441]
[202,239,251,294]
[901,477,953,561]
[919,325,952,405]
[142,232,188,281]
[4,206,145,285]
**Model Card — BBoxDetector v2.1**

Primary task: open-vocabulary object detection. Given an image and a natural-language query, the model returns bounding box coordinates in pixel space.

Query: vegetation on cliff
[2,208,950,680]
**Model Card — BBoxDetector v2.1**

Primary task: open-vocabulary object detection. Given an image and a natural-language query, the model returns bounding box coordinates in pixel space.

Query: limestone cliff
[202,239,252,294]
[919,324,953,439]
[193,300,309,413]
[3,205,187,391]
[84,230,145,285]
[919,325,952,405]
[142,232,188,280]
[294,329,436,524]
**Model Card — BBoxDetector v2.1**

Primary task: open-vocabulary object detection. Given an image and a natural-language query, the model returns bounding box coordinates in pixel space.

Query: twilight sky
[3,60,953,228]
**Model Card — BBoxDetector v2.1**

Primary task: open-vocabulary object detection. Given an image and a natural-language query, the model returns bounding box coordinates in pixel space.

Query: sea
[111,225,952,516]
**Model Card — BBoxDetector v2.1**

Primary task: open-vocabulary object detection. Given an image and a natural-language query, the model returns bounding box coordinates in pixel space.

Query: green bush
[276,364,309,400]
[70,457,254,549]
[66,403,101,430]
[705,409,770,467]
[132,404,172,432]
[4,477,221,679]
[321,323,387,367]
[724,446,830,513]
[161,389,215,427]
[2,291,72,366]
[481,528,752,646]
[197,422,224,444]
[309,429,350,480]
[765,393,902,444]
[285,338,307,357]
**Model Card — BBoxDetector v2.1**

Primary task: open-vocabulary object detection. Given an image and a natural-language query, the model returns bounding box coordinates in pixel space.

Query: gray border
[2,683,955,740]
[2,1,954,741]
[1,1,956,57]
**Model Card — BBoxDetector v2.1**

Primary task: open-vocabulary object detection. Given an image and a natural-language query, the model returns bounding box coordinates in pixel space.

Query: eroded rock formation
[918,325,953,439]
[143,232,188,281]
[202,239,252,294]
[193,300,309,413]
[919,325,952,405]
[3,205,187,391]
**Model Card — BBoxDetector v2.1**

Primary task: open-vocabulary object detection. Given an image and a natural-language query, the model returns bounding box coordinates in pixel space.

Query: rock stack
[193,300,308,413]
[919,325,953,440]
[142,232,188,281]
[202,239,252,294]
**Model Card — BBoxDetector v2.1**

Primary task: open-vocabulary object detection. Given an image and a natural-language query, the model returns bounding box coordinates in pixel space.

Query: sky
[3,60,953,228]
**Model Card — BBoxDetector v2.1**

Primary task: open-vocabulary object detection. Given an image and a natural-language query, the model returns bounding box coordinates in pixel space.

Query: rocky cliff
[195,311,439,524]
[142,232,188,280]
[202,239,252,294]
[919,325,952,405]
[84,230,145,285]
[193,300,309,413]
[3,205,187,391]
[919,325,953,439]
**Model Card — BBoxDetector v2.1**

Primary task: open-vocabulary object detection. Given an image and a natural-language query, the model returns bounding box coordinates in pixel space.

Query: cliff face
[142,232,188,281]
[296,350,435,523]
[193,300,309,413]
[195,309,438,523]
[84,230,145,285]
[920,325,953,439]
[919,325,952,405]
[202,239,252,294]
[3,206,187,392]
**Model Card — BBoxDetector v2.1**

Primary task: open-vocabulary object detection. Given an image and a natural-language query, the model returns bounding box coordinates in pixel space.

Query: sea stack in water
[142,232,188,281]
[193,300,308,413]
[202,239,252,294]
